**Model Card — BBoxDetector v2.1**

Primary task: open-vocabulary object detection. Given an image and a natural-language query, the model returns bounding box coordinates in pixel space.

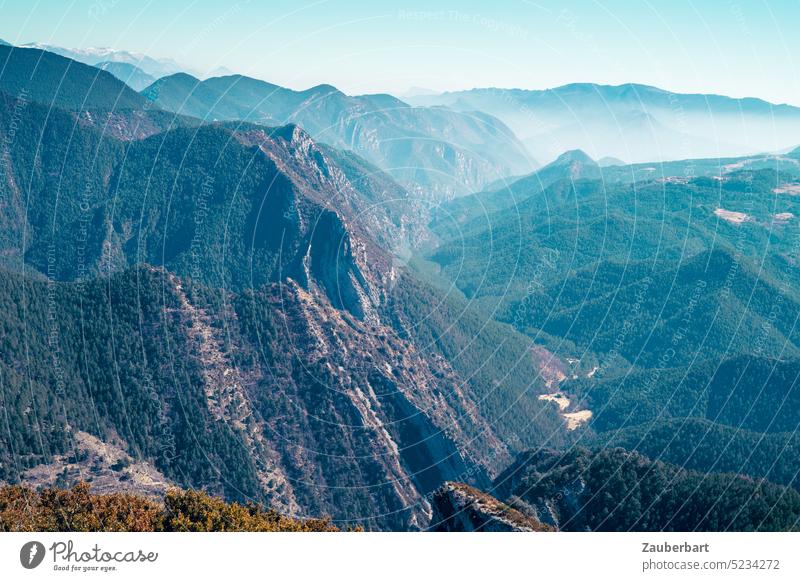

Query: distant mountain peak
[597,156,626,167]
[202,66,236,79]
[141,72,533,196]
[401,86,438,98]
[153,71,202,86]
[552,149,595,165]
[303,83,344,97]
[17,42,187,79]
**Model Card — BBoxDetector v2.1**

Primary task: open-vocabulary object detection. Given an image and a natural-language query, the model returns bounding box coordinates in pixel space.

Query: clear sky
[1,0,799,104]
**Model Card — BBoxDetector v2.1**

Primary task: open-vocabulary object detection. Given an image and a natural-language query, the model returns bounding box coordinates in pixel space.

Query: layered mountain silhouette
[18,42,185,78]
[410,83,800,164]
[0,44,564,530]
[96,61,156,91]
[143,73,534,198]
[0,44,147,110]
[2,40,800,532]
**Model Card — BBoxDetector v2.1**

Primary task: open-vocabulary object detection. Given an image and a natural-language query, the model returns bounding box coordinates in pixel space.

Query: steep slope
[0,258,514,529]
[387,274,569,452]
[0,92,198,275]
[143,73,533,198]
[0,85,560,529]
[421,161,800,490]
[0,90,404,297]
[426,169,800,364]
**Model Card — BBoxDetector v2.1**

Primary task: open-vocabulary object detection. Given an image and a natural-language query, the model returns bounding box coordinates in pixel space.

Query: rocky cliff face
[195,276,510,529]
[430,482,551,532]
[0,93,522,529]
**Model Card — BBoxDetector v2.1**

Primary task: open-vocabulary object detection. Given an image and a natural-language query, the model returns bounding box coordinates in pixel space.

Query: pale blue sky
[2,0,799,104]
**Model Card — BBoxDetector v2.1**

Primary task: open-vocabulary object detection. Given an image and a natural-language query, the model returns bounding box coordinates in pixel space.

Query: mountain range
[0,44,564,530]
[1,41,799,532]
[17,42,186,78]
[142,73,534,198]
[410,83,800,164]
[417,143,800,530]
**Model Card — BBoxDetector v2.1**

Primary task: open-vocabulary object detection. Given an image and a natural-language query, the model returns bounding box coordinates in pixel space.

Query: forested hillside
[3,39,800,533]
[0,45,563,530]
[490,448,800,531]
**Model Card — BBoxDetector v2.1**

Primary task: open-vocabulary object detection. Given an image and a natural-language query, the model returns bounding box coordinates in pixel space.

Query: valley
[0,38,799,533]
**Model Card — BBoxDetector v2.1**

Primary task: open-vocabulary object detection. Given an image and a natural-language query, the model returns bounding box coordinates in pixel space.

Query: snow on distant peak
[18,42,188,78]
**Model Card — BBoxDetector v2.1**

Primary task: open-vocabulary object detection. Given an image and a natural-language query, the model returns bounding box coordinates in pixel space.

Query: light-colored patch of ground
[714,208,750,224]
[773,212,794,223]
[773,183,800,195]
[538,393,570,411]
[538,392,592,430]
[17,431,172,499]
[563,410,593,431]
[533,349,594,430]
[723,161,747,172]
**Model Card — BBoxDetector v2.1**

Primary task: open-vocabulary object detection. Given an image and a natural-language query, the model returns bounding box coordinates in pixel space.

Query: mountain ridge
[18,42,186,78]
[143,72,534,198]
[0,78,563,529]
[0,44,150,110]
[423,82,800,114]
[95,61,156,91]
[410,83,800,163]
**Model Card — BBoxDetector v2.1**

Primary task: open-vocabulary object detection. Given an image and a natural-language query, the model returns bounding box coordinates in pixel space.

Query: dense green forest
[493,447,800,531]
[3,40,800,532]
[0,266,265,501]
[423,153,800,515]
[593,419,800,490]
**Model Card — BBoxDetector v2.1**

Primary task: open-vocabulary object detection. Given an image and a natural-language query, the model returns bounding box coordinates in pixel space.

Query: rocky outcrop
[219,278,509,529]
[430,482,552,532]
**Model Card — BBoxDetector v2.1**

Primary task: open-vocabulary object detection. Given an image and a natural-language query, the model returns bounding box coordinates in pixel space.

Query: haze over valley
[2,3,800,533]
